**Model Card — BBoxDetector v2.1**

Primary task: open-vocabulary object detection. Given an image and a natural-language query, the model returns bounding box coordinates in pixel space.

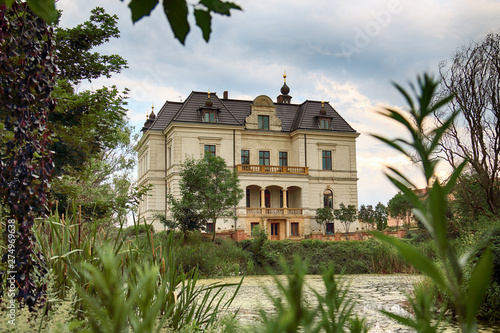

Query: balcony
[236,164,308,175]
[246,207,304,217]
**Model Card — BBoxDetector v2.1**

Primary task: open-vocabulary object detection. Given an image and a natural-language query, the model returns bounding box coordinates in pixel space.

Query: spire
[320,98,326,115]
[205,89,213,107]
[278,70,292,104]
[141,104,156,132]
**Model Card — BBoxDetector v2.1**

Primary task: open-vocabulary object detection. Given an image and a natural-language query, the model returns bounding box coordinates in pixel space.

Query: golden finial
[151,102,154,112]
[283,70,287,82]
[208,88,211,99]
[322,98,324,107]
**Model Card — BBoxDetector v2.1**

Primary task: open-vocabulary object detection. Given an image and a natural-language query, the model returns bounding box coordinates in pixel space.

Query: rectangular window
[279,151,288,166]
[259,151,270,166]
[319,119,330,129]
[206,222,214,233]
[241,150,250,164]
[291,222,299,236]
[326,223,334,235]
[258,115,269,130]
[246,189,251,207]
[203,111,216,123]
[205,145,216,156]
[322,150,332,170]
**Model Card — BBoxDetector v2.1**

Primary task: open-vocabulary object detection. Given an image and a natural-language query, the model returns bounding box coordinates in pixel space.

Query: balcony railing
[236,164,308,175]
[246,208,304,216]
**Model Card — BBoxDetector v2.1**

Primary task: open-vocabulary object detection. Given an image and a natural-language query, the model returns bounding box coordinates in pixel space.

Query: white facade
[137,87,360,239]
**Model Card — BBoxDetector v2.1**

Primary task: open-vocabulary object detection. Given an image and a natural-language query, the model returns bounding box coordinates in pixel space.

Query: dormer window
[258,115,269,130]
[203,110,217,123]
[319,118,331,130]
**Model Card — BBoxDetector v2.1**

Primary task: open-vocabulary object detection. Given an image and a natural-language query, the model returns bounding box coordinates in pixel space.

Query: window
[205,145,216,156]
[203,111,217,123]
[246,189,251,207]
[319,119,330,129]
[251,222,260,236]
[326,223,334,235]
[241,150,250,164]
[323,189,333,208]
[206,222,214,233]
[279,152,288,166]
[258,115,269,130]
[322,150,332,170]
[291,222,299,236]
[259,151,270,166]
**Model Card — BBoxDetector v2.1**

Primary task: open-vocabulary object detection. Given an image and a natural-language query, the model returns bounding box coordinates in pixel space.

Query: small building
[137,76,360,239]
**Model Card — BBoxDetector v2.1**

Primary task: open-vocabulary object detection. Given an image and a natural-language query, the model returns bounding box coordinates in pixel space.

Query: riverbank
[151,229,422,277]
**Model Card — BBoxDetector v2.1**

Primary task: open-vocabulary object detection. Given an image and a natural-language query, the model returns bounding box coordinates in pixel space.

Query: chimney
[223,91,228,99]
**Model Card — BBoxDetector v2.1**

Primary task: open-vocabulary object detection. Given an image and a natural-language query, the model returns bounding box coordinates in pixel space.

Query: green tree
[315,207,335,234]
[0,0,242,44]
[171,153,243,241]
[334,203,357,234]
[373,202,388,231]
[167,197,207,235]
[358,204,375,230]
[387,191,413,230]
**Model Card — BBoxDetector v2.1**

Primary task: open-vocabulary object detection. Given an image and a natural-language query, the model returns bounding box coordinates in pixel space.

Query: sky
[56,0,500,206]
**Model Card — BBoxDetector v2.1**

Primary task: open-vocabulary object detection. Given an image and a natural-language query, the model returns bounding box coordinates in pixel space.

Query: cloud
[54,0,500,207]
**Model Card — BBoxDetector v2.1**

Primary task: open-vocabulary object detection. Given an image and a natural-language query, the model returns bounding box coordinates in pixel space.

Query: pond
[200,274,498,332]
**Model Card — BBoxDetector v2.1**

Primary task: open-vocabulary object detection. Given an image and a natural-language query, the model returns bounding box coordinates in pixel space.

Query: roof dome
[281,82,290,95]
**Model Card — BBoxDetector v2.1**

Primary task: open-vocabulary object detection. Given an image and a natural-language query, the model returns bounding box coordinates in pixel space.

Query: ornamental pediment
[245,95,282,131]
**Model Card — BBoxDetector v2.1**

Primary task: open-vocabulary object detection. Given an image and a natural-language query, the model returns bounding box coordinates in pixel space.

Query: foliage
[372,73,493,332]
[0,2,56,309]
[387,191,413,229]
[167,197,208,235]
[171,153,243,241]
[450,172,500,231]
[315,207,335,233]
[438,32,500,216]
[54,7,128,84]
[334,203,357,233]
[1,0,242,45]
[373,202,388,231]
[358,204,375,229]
[153,212,177,231]
[252,258,370,333]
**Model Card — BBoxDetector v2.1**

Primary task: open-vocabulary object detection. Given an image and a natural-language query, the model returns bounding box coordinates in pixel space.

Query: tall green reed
[372,74,492,332]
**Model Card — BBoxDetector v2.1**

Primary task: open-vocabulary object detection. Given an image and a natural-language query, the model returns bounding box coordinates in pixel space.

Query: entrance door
[271,223,280,240]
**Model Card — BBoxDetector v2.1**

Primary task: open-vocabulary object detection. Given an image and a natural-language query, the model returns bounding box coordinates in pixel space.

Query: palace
[137,76,360,239]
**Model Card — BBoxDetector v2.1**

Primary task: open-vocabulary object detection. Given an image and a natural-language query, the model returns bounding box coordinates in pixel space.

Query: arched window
[323,189,333,209]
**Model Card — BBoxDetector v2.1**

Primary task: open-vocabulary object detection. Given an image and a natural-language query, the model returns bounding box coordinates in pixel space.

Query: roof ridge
[171,92,196,122]
[217,97,244,126]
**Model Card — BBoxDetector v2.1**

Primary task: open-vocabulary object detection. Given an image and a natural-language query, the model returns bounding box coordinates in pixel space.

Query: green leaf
[163,0,190,44]
[200,0,242,16]
[194,9,212,42]
[0,0,16,7]
[373,232,448,292]
[27,0,58,22]
[465,248,492,327]
[128,0,159,22]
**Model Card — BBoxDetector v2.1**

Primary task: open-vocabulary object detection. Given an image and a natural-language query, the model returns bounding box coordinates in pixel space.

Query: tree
[358,204,375,230]
[387,191,413,230]
[166,197,207,235]
[437,32,500,216]
[171,153,243,241]
[315,207,335,234]
[334,203,357,234]
[0,0,242,45]
[0,2,55,309]
[373,202,388,231]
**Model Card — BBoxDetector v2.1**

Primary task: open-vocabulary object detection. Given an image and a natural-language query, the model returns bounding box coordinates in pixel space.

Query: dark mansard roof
[144,91,356,134]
